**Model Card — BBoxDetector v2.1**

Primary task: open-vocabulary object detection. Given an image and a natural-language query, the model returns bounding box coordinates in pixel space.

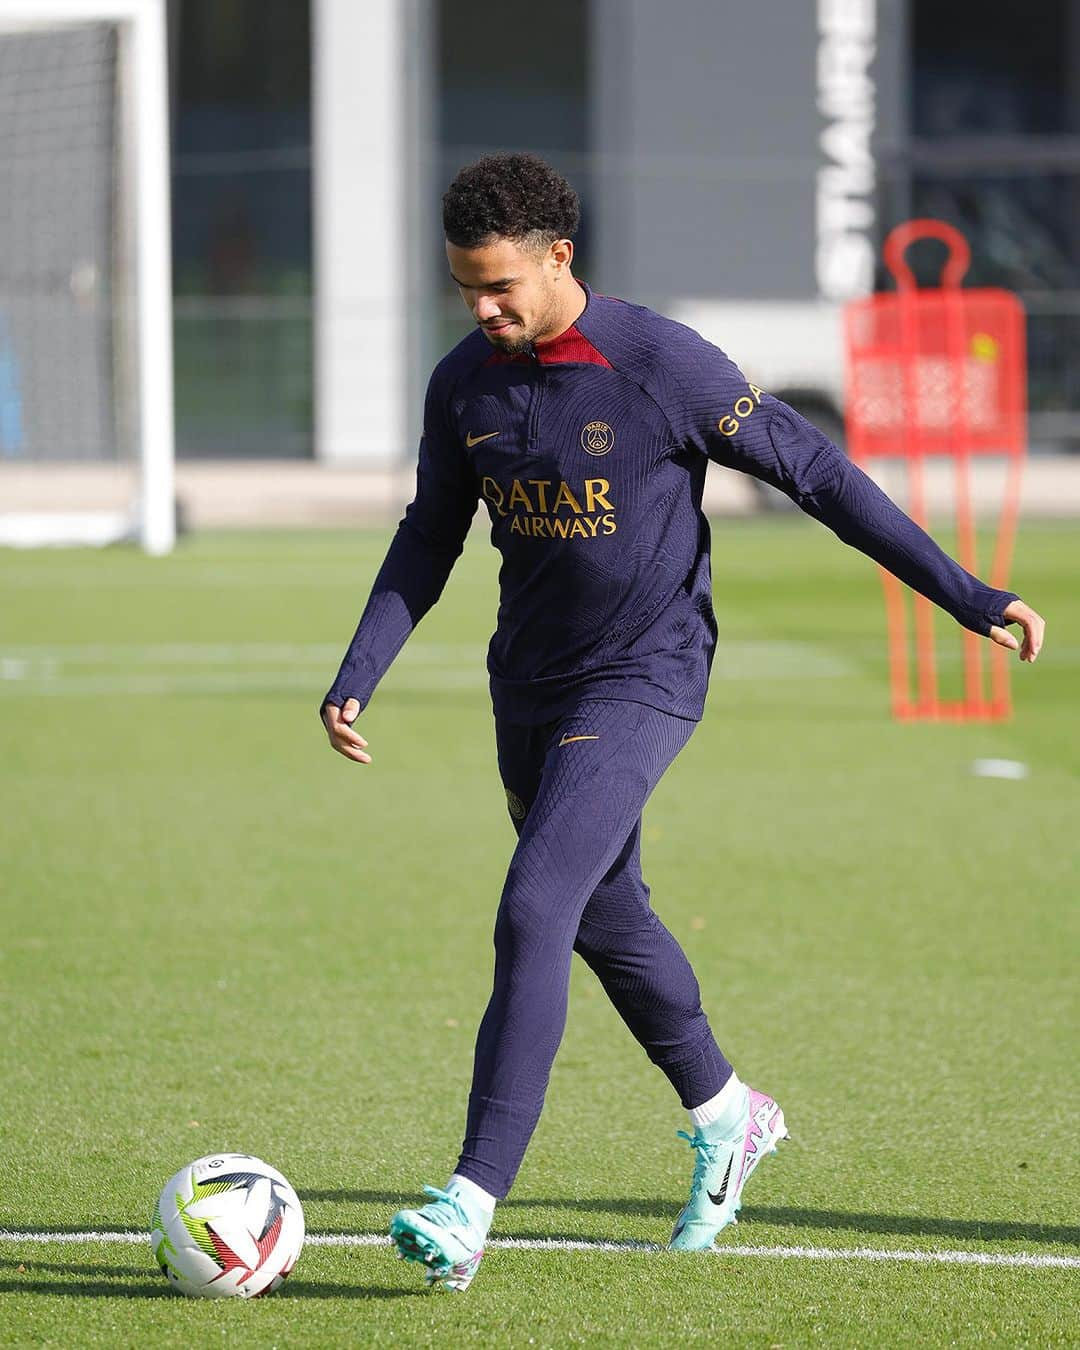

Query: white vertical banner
[129,0,175,553]
[815,0,878,302]
[314,0,408,465]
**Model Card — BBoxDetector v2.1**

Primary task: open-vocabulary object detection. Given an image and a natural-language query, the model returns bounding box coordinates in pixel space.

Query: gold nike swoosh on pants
[465,430,500,447]
[558,734,600,747]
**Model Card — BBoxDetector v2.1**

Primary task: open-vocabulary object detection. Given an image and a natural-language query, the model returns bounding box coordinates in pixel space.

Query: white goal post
[0,0,174,554]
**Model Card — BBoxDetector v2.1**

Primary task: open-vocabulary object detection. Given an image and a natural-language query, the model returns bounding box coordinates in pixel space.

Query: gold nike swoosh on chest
[465,430,500,447]
[558,734,600,747]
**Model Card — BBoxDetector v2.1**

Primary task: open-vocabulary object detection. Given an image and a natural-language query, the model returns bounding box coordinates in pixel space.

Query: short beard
[483,327,532,356]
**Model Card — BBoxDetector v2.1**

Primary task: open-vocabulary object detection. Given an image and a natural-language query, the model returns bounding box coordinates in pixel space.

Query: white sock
[689,1072,747,1134]
[447,1174,497,1225]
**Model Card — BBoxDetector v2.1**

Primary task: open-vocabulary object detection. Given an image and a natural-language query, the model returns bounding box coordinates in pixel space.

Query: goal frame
[0,0,174,554]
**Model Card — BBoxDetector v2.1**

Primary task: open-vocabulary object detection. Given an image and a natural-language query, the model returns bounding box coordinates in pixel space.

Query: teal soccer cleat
[390,1185,488,1291]
[669,1086,788,1251]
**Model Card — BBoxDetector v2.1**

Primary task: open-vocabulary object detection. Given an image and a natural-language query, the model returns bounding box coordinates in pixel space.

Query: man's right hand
[321,698,371,764]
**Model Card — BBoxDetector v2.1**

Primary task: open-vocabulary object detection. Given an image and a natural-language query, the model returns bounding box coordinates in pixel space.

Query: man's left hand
[989,599,1045,663]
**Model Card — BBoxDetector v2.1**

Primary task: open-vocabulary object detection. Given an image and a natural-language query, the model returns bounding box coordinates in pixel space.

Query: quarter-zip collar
[489,283,611,369]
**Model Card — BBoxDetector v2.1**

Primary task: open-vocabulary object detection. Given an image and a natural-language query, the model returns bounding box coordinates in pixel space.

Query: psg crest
[580,421,614,455]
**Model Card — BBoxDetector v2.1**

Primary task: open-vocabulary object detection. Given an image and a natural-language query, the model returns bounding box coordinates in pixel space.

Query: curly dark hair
[443,153,580,248]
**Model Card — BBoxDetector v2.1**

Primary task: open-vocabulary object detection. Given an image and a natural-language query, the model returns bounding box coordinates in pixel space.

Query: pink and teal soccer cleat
[389,1185,488,1291]
[669,1086,788,1251]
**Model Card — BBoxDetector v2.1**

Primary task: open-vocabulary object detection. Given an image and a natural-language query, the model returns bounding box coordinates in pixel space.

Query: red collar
[485,324,611,368]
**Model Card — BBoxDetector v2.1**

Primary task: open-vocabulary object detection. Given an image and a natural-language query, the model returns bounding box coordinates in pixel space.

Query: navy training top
[324,284,1018,725]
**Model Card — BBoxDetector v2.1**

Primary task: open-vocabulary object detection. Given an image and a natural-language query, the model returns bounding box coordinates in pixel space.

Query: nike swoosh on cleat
[465,430,500,447]
[708,1154,734,1207]
[558,734,600,747]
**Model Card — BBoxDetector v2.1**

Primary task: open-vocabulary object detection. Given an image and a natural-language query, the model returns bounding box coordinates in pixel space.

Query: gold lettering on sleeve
[717,382,766,437]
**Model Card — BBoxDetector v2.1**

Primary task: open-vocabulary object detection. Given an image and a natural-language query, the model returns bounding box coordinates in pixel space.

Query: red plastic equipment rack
[843,219,1027,721]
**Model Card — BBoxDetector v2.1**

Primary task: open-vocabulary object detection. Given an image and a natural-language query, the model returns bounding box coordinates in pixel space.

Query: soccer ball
[150,1153,305,1298]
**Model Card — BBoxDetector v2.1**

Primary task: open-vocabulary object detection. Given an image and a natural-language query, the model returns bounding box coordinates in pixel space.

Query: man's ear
[549,238,574,278]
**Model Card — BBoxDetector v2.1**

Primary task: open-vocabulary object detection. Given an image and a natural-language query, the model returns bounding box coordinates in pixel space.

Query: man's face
[446,235,571,354]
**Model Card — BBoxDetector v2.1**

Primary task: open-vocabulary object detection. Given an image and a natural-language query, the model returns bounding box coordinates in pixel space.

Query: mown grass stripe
[1,1230,1076,1269]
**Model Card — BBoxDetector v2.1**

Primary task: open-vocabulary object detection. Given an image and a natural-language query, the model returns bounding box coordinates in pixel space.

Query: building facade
[172,0,1080,461]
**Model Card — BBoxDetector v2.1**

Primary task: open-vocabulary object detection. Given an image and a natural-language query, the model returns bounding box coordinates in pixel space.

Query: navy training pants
[455,699,733,1198]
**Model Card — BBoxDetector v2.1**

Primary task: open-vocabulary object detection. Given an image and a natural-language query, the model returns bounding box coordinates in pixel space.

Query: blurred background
[0,0,1079,530]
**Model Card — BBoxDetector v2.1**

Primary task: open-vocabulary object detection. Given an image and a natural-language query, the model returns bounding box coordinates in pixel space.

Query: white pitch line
[0,671,485,697]
[0,638,858,693]
[0,643,481,665]
[0,1230,1076,1270]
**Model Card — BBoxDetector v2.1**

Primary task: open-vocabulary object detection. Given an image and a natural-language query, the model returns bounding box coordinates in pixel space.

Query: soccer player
[321,154,1045,1290]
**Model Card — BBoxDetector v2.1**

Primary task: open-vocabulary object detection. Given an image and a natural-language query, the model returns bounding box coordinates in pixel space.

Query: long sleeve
[322,377,478,712]
[664,332,1018,635]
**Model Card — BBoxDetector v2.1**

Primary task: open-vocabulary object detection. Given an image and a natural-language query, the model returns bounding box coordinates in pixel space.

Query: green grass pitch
[0,519,1077,1346]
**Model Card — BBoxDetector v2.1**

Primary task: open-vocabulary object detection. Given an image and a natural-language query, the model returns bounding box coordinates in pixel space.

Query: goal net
[0,0,174,553]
